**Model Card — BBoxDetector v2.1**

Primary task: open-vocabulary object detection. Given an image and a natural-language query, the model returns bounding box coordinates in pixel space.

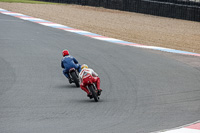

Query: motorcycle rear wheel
[88,85,98,102]
[71,71,80,87]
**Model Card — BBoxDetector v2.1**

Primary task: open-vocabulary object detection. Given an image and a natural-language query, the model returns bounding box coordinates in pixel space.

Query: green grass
[0,0,58,4]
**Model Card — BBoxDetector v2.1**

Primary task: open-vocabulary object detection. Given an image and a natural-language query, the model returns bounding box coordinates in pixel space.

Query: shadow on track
[55,84,78,89]
[71,97,105,103]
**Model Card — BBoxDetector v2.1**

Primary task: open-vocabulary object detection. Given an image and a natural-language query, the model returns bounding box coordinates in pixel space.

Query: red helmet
[62,50,69,57]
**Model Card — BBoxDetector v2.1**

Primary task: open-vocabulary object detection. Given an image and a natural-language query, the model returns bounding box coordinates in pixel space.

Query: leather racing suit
[79,68,101,95]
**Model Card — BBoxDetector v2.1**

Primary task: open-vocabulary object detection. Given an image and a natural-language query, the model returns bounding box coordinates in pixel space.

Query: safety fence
[37,0,200,21]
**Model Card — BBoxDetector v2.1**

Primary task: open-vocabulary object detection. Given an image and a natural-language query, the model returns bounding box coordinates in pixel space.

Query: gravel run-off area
[0,2,200,53]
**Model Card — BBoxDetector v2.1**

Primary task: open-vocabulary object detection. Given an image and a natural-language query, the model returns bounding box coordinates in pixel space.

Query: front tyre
[71,71,80,87]
[88,85,98,102]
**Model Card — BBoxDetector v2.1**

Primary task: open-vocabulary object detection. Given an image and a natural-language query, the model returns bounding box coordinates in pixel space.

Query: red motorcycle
[82,74,100,102]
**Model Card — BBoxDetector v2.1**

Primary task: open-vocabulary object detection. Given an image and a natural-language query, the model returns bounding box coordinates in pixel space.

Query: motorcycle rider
[61,49,81,83]
[79,64,102,98]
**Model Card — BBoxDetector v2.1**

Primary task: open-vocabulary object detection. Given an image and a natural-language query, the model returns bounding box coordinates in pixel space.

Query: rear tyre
[71,71,80,87]
[88,85,98,102]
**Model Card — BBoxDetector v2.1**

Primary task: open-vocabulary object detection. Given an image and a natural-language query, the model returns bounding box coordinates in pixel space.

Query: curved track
[0,14,200,133]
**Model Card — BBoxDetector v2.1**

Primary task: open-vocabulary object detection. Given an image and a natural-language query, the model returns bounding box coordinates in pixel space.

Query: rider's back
[62,55,75,69]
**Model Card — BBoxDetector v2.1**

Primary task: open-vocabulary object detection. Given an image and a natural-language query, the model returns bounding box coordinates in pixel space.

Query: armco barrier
[38,0,200,21]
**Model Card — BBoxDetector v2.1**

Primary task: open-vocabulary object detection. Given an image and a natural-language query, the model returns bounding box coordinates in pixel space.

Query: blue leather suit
[61,55,81,79]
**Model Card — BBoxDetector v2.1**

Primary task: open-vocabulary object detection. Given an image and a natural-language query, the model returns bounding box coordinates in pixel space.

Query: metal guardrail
[37,0,200,21]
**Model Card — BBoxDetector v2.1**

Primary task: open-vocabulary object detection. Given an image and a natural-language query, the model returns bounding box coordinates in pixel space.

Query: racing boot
[97,89,102,96]
[87,93,93,99]
[68,78,73,84]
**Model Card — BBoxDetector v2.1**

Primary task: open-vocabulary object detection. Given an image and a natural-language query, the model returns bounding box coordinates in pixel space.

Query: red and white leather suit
[79,68,101,95]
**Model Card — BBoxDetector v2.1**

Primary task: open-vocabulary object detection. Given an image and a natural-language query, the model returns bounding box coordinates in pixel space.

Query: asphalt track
[0,13,200,133]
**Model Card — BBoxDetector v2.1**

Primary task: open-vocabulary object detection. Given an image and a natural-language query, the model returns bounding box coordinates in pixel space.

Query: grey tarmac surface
[0,13,200,133]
